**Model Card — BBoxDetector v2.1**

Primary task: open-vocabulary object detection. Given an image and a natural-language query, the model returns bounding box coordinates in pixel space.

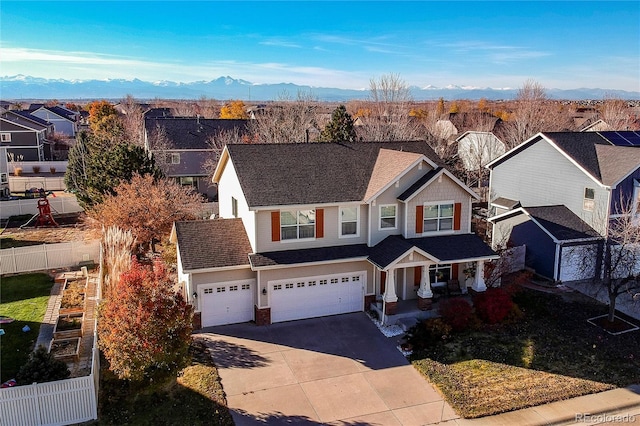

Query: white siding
[217,158,256,251]
[490,140,609,236]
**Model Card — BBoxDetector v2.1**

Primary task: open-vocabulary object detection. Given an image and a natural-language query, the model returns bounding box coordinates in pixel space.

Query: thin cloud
[1,46,159,68]
[259,39,302,49]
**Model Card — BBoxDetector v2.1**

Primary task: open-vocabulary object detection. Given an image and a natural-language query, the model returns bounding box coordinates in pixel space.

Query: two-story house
[143,117,250,200]
[28,105,79,137]
[171,141,497,328]
[487,131,640,282]
[0,111,55,161]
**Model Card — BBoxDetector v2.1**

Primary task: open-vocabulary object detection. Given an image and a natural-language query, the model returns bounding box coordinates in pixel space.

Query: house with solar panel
[171,141,498,328]
[487,131,640,282]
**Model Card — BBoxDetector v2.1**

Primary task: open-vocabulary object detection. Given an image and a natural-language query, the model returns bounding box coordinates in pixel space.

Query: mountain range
[1,75,639,102]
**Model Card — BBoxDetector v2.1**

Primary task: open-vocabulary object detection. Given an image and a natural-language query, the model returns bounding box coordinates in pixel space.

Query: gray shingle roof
[524,205,601,241]
[397,167,443,201]
[368,234,498,269]
[226,141,443,208]
[145,117,249,150]
[249,244,370,268]
[174,219,252,270]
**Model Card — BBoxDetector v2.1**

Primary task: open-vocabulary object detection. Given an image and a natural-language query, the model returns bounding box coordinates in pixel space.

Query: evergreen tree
[16,346,70,385]
[319,105,357,143]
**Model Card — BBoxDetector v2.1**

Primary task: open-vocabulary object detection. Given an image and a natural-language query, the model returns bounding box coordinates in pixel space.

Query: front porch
[369,294,475,328]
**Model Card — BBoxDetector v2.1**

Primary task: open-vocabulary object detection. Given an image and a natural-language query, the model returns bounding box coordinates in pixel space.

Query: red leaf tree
[98,258,193,381]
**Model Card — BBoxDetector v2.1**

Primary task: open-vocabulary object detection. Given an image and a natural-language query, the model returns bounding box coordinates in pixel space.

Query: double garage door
[199,279,255,327]
[269,271,365,323]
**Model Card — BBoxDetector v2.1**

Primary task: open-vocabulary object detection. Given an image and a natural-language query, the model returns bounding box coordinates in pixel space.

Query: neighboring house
[581,119,611,132]
[435,112,504,142]
[0,111,54,161]
[456,131,506,172]
[143,117,249,200]
[171,141,497,328]
[28,105,79,137]
[487,131,640,282]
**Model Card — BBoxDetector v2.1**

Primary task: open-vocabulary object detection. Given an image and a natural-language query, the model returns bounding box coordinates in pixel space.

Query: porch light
[262,288,267,295]
[192,292,198,299]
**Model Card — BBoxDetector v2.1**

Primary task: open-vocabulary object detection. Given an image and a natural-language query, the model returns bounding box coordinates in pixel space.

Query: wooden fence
[0,241,100,275]
[0,197,83,219]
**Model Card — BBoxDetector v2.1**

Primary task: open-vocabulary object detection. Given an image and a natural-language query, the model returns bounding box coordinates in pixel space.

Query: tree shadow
[199,338,269,369]
[232,408,377,426]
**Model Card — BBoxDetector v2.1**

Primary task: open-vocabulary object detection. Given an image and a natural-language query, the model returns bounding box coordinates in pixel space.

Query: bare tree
[196,96,220,119]
[249,90,321,143]
[356,73,425,141]
[202,128,248,179]
[600,95,636,130]
[119,95,145,147]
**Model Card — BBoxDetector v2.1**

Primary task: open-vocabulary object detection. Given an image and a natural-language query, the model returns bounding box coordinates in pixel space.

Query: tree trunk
[608,291,617,323]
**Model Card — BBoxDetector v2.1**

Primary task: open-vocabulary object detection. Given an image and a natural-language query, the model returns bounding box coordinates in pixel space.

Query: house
[0,111,54,161]
[487,131,640,282]
[435,112,504,142]
[27,105,79,137]
[456,131,506,172]
[143,117,250,200]
[171,141,498,328]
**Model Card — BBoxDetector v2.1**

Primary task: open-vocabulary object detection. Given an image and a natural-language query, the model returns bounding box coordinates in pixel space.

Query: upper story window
[0,133,11,142]
[379,204,397,230]
[281,210,315,240]
[583,188,595,211]
[231,197,238,218]
[424,203,454,232]
[167,152,180,164]
[177,176,197,188]
[340,206,359,237]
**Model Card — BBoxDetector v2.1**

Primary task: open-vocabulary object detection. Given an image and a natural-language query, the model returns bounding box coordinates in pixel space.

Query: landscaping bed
[59,278,86,314]
[53,312,84,339]
[409,286,640,418]
[49,337,81,362]
[96,337,233,425]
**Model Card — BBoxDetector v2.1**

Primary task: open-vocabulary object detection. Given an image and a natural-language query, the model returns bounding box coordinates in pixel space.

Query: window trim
[0,133,11,142]
[170,152,180,164]
[339,206,360,238]
[583,187,595,212]
[379,204,398,230]
[429,263,452,284]
[231,197,238,218]
[422,200,455,234]
[280,209,316,241]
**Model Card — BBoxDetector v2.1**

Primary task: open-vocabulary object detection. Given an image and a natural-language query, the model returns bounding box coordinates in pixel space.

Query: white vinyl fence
[9,177,67,193]
[0,241,100,275]
[0,196,83,219]
[8,161,68,174]
[0,337,99,426]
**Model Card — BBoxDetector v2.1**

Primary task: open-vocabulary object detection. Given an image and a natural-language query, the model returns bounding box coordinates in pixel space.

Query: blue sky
[1,1,639,91]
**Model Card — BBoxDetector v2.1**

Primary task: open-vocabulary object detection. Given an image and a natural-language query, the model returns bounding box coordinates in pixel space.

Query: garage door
[200,279,255,327]
[270,271,365,323]
[559,245,597,282]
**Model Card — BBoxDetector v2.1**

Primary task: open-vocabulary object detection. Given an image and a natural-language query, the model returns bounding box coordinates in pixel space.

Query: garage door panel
[200,280,255,327]
[270,272,364,323]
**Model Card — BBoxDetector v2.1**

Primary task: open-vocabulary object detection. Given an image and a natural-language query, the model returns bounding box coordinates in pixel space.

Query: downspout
[553,243,560,282]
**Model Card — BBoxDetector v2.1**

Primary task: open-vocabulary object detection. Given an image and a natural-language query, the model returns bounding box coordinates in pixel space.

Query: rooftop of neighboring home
[215,140,444,208]
[144,117,250,150]
[27,104,78,121]
[487,131,640,187]
[1,110,52,130]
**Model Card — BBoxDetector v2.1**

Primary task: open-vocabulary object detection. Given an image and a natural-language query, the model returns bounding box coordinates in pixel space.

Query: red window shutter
[414,266,422,285]
[454,202,462,230]
[451,263,459,280]
[380,271,386,294]
[316,208,324,238]
[271,211,280,242]
[415,205,424,234]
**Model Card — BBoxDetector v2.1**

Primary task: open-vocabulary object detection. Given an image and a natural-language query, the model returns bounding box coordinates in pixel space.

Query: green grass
[410,287,640,418]
[96,338,234,425]
[0,273,54,383]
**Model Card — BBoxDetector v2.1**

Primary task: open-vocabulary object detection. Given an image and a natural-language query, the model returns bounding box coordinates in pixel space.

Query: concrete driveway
[197,312,458,425]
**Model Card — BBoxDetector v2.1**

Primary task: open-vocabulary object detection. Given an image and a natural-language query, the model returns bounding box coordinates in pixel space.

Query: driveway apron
[197,312,458,425]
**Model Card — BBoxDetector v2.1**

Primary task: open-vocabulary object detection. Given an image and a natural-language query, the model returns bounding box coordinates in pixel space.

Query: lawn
[410,286,640,418]
[0,273,54,383]
[96,337,234,425]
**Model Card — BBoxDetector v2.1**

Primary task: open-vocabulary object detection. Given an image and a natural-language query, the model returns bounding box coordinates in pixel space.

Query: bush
[473,287,514,324]
[407,318,452,349]
[439,297,474,332]
[16,346,70,385]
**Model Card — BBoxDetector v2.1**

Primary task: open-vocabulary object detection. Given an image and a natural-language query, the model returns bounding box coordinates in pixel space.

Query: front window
[423,203,454,232]
[380,204,397,229]
[340,206,359,237]
[281,210,315,240]
[429,264,452,283]
[583,188,595,211]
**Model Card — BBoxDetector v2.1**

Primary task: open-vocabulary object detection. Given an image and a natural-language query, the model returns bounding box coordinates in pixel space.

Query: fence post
[12,247,17,274]
[44,244,49,270]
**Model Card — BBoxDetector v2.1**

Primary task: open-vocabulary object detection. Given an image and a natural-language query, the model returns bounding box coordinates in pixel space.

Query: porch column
[416,265,433,310]
[472,260,487,292]
[383,268,398,315]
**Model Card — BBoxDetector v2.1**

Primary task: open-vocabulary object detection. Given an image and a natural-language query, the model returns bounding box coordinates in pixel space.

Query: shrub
[407,318,452,349]
[473,287,514,324]
[16,346,70,385]
[439,297,474,332]
[32,166,41,173]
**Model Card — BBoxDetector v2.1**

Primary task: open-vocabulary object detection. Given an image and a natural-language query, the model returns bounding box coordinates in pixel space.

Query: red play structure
[35,191,59,228]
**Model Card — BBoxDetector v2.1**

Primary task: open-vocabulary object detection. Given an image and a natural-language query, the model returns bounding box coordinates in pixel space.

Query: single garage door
[200,279,255,327]
[559,244,597,282]
[270,271,365,323]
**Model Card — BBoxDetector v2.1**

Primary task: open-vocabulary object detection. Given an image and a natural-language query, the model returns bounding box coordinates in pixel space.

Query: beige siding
[490,140,609,236]
[405,173,472,238]
[217,158,256,250]
[255,204,368,253]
